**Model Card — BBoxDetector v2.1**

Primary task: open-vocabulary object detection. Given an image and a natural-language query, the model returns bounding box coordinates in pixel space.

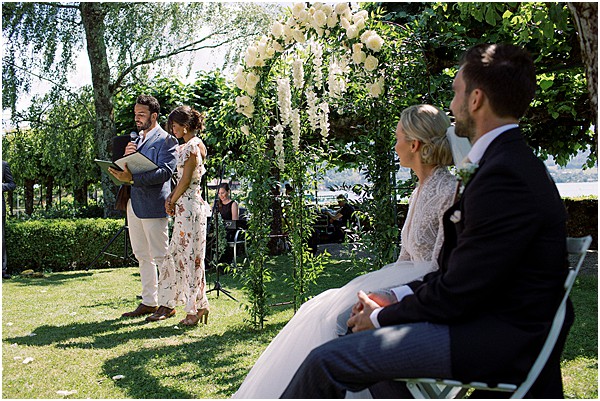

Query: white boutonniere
[450,210,462,223]
[455,162,479,200]
[457,162,479,185]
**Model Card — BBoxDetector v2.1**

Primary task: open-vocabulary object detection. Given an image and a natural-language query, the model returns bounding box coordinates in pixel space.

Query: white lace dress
[233,167,457,399]
[157,137,210,314]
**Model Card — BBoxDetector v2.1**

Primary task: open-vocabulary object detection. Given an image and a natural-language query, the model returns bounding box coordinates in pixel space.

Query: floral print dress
[157,137,209,314]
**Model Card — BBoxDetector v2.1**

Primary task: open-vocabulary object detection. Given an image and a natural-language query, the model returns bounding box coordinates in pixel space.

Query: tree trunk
[80,2,119,217]
[24,179,34,216]
[74,183,88,206]
[45,175,54,210]
[568,2,598,130]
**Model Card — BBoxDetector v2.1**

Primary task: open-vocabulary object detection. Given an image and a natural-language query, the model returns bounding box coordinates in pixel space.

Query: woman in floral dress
[146,105,210,326]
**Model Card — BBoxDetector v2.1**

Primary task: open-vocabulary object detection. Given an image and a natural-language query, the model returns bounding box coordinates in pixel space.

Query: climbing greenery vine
[233,2,396,328]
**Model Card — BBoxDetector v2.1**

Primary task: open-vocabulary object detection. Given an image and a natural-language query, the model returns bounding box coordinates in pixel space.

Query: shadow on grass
[4,316,187,350]
[101,320,288,399]
[7,272,95,287]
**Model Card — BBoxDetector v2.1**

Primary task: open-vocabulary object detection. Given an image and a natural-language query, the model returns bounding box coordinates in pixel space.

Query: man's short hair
[136,94,161,116]
[337,194,347,201]
[459,44,536,119]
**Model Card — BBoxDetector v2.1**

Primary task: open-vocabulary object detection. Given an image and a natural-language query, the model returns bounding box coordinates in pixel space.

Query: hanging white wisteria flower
[290,109,301,151]
[241,125,250,137]
[305,88,319,131]
[311,41,324,89]
[319,102,330,139]
[277,77,292,126]
[292,58,304,89]
[328,57,349,99]
[273,124,285,170]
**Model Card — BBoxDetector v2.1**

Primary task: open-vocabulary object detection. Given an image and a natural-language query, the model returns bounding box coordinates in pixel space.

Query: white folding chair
[396,235,593,399]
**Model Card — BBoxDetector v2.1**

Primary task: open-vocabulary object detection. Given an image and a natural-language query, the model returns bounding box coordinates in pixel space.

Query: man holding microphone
[110,94,177,318]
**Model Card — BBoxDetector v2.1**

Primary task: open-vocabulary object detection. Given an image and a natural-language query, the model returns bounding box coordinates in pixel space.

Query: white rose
[292,3,305,17]
[354,17,366,31]
[242,103,255,118]
[246,72,260,89]
[292,29,306,43]
[236,95,252,107]
[313,10,327,27]
[241,125,250,136]
[297,10,309,23]
[245,85,256,97]
[265,45,275,58]
[326,13,337,28]
[353,10,369,22]
[352,50,366,65]
[346,25,359,39]
[283,24,294,43]
[368,81,382,98]
[234,69,246,90]
[340,16,350,30]
[322,5,332,15]
[365,33,384,52]
[273,41,284,52]
[334,3,348,15]
[272,21,284,38]
[364,55,379,71]
[244,46,258,67]
[360,30,374,43]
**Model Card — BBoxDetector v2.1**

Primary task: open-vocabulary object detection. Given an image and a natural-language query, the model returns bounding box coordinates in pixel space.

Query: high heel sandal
[179,314,199,326]
[197,308,209,325]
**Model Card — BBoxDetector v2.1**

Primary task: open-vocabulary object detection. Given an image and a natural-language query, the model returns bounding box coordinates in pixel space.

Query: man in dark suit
[2,160,16,279]
[281,44,570,398]
[109,95,177,319]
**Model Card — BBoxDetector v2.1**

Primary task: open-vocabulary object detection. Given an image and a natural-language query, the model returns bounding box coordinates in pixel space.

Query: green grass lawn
[2,254,597,399]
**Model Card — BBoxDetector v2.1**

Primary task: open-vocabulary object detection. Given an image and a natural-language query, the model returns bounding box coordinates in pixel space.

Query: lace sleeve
[429,171,458,264]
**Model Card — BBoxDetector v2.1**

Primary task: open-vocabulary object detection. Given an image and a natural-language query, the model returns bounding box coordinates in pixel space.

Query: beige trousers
[126,200,169,307]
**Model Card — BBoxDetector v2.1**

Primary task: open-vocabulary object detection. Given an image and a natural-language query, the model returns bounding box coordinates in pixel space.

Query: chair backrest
[512,235,592,398]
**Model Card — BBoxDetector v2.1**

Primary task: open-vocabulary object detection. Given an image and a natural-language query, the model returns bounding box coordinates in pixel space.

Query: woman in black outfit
[216,183,239,221]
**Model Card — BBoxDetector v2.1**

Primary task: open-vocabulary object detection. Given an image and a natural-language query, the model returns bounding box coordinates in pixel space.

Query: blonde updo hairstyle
[167,105,205,135]
[399,104,453,166]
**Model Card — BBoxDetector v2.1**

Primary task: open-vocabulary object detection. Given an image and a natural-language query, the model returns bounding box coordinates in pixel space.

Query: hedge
[4,218,131,273]
[4,198,597,273]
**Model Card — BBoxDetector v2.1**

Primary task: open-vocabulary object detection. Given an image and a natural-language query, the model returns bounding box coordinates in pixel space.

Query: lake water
[555,182,598,198]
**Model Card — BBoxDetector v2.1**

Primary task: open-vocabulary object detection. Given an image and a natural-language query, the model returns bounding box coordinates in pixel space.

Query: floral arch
[233,2,397,328]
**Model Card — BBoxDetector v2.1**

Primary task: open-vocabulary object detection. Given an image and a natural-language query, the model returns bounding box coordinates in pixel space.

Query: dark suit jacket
[377,129,569,394]
[2,161,16,218]
[130,126,177,219]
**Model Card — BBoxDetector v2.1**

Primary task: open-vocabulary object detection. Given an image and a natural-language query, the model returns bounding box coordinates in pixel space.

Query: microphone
[130,131,139,142]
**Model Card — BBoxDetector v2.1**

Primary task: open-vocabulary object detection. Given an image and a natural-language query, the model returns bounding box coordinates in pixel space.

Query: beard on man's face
[453,104,475,141]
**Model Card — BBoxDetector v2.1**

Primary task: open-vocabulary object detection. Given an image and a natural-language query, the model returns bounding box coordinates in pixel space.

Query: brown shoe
[145,306,176,322]
[122,303,158,318]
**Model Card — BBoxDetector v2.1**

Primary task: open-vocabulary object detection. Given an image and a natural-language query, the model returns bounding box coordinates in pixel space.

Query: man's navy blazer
[378,128,569,390]
[130,126,177,219]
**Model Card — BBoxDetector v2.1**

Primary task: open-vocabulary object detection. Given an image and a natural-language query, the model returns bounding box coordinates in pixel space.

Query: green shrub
[5,218,132,273]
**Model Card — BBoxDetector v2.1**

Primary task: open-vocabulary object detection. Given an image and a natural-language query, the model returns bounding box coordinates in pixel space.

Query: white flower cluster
[290,109,301,152]
[292,58,304,89]
[235,95,255,118]
[277,78,292,126]
[234,2,388,170]
[311,41,323,89]
[273,124,285,170]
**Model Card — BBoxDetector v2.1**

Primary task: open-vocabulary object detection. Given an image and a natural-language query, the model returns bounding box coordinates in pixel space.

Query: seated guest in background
[281,43,571,399]
[326,194,355,243]
[216,182,239,221]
